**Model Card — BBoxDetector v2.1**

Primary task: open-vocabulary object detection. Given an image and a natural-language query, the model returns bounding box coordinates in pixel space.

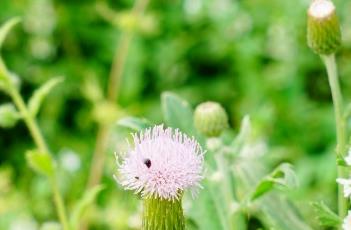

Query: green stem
[321,54,348,220]
[51,176,70,230]
[86,124,109,188]
[6,77,70,230]
[9,88,49,153]
[143,197,185,230]
[86,0,150,188]
[81,1,151,229]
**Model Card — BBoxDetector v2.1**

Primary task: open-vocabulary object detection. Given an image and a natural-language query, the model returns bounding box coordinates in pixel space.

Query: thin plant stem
[107,32,133,101]
[81,1,151,229]
[86,125,109,188]
[9,88,49,153]
[321,54,348,220]
[106,0,149,100]
[51,176,71,230]
[86,0,150,188]
[4,72,70,230]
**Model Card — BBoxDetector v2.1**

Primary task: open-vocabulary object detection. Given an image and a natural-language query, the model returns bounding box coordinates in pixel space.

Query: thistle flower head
[117,125,204,200]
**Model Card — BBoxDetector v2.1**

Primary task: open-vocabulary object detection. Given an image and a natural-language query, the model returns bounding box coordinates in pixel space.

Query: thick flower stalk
[116,125,204,229]
[307,0,348,221]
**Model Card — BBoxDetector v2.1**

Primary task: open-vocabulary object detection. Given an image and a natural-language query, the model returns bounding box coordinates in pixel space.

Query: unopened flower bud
[307,0,341,55]
[194,102,229,137]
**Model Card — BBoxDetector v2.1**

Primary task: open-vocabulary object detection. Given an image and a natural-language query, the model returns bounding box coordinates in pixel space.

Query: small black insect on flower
[144,158,151,168]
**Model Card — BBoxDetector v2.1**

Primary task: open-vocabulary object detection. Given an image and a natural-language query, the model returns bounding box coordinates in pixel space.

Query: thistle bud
[194,101,229,137]
[307,0,341,55]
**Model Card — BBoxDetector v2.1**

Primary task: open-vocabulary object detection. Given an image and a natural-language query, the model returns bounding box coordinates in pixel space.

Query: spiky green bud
[194,101,229,137]
[142,197,185,230]
[307,0,341,55]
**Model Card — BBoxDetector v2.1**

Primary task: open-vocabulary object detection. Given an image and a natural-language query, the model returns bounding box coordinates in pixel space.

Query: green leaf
[0,59,7,80]
[0,103,20,128]
[312,201,341,227]
[250,179,275,201]
[117,116,152,131]
[187,181,232,230]
[189,152,246,230]
[234,160,312,230]
[0,17,21,50]
[250,163,298,201]
[336,155,347,167]
[230,115,251,154]
[233,115,251,145]
[0,58,10,92]
[70,185,105,229]
[28,77,64,117]
[261,194,312,230]
[271,163,298,188]
[161,92,197,137]
[26,150,55,177]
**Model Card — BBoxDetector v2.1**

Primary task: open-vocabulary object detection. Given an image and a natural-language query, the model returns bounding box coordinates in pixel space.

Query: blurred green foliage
[1,0,351,229]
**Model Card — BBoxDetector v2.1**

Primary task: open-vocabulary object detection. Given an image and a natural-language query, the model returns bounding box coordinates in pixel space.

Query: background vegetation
[1,0,351,229]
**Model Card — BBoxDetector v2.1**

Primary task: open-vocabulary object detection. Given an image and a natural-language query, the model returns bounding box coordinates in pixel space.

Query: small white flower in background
[59,149,81,173]
[117,125,204,200]
[336,148,351,198]
[343,210,351,230]
[40,222,61,230]
[10,217,38,230]
[345,148,351,166]
[336,178,351,198]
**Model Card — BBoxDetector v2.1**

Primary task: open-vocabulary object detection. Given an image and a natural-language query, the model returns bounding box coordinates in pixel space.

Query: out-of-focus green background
[1,0,351,229]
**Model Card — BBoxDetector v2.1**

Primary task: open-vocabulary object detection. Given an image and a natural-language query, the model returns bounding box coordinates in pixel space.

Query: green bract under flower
[307,0,341,55]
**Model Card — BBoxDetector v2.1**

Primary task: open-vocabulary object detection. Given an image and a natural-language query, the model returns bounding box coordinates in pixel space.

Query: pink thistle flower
[116,125,204,200]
